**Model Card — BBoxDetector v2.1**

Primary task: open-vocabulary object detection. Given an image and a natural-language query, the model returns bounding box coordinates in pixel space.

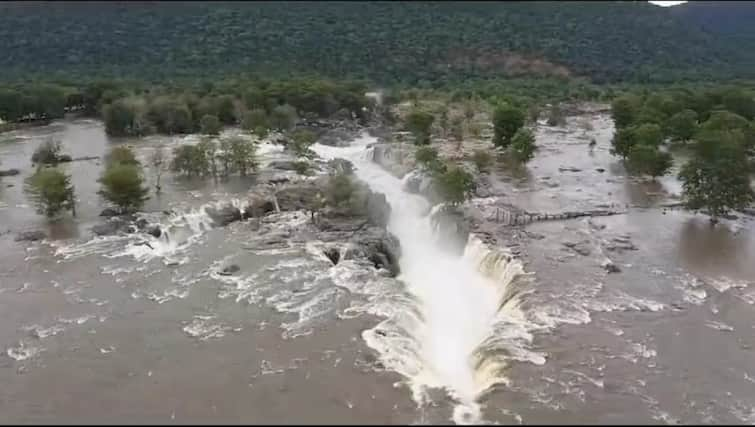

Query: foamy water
[313,136,534,423]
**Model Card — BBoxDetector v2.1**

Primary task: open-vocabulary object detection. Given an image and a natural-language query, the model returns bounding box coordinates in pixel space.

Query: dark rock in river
[602,260,621,273]
[146,225,162,238]
[345,229,401,277]
[99,207,120,217]
[558,166,582,172]
[218,264,240,276]
[243,196,277,219]
[0,169,20,177]
[366,191,390,228]
[268,161,299,171]
[91,217,131,236]
[206,205,242,227]
[135,218,149,230]
[323,247,340,265]
[14,230,46,242]
[58,154,73,163]
[563,240,591,256]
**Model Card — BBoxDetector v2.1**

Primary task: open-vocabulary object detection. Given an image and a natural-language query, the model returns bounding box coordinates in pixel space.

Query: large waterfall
[313,136,536,424]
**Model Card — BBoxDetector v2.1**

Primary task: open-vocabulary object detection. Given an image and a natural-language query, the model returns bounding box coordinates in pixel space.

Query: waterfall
[312,135,533,424]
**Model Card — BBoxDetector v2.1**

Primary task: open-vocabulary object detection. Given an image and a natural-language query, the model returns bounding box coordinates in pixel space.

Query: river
[0,115,754,424]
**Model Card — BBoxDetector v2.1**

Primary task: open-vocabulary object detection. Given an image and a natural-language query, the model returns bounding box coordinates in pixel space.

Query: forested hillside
[0,1,752,85]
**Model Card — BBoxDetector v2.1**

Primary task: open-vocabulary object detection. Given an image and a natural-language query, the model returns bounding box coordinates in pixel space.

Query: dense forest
[1,1,754,86]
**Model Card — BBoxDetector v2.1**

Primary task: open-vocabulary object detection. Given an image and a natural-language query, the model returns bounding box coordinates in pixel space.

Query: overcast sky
[649,1,688,6]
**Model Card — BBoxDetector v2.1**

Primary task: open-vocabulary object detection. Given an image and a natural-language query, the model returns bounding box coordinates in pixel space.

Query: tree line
[610,86,755,222]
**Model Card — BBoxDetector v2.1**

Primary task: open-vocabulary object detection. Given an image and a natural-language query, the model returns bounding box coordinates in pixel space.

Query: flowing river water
[0,115,754,424]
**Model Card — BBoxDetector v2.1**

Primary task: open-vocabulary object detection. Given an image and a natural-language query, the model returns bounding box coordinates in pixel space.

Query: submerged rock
[602,260,621,273]
[99,208,120,218]
[0,169,20,177]
[146,225,162,238]
[91,217,131,236]
[15,230,46,242]
[206,205,242,227]
[323,247,341,265]
[218,264,240,276]
[243,196,277,219]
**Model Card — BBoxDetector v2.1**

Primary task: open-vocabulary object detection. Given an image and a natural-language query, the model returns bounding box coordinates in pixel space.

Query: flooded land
[0,110,754,424]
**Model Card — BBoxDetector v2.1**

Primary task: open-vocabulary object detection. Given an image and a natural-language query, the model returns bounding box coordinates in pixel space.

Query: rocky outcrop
[370,142,413,178]
[14,230,46,242]
[205,205,242,227]
[91,217,134,236]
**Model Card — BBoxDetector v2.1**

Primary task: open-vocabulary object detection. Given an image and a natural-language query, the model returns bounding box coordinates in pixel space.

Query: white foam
[6,340,43,361]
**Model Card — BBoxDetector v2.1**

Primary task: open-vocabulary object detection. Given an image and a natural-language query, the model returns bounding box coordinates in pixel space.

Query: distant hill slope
[0,1,751,85]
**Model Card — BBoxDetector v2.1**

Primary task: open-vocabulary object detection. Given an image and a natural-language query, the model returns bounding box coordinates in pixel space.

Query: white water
[313,135,531,423]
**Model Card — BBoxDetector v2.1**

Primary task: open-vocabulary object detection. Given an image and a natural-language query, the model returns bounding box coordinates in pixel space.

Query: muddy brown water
[0,116,753,424]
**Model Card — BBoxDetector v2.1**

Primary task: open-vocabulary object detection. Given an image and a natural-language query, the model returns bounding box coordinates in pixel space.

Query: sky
[649,1,688,6]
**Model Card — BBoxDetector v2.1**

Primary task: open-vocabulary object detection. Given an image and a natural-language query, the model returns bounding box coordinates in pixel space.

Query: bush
[270,104,298,131]
[288,129,318,158]
[415,146,443,172]
[171,144,210,177]
[106,146,140,167]
[471,149,493,172]
[241,108,269,131]
[492,103,525,148]
[405,110,435,145]
[31,139,64,165]
[510,128,537,163]
[434,164,476,205]
[97,163,150,213]
[199,114,222,135]
[24,167,76,218]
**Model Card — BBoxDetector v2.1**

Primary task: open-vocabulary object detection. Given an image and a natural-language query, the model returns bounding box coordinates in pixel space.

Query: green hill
[0,1,752,85]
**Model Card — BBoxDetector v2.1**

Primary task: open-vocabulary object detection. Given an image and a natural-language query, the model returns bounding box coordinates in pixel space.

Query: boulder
[275,182,322,212]
[135,218,149,230]
[366,191,390,228]
[14,230,46,242]
[58,154,73,163]
[206,205,242,227]
[268,161,299,171]
[344,229,401,277]
[323,247,341,265]
[602,260,621,273]
[91,217,131,236]
[146,226,162,238]
[327,158,354,175]
[563,241,591,256]
[0,169,20,177]
[243,197,277,219]
[99,208,120,217]
[217,264,240,276]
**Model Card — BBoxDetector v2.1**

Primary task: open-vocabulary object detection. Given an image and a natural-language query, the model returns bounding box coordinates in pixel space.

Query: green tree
[270,104,298,131]
[226,136,258,176]
[215,95,237,125]
[434,164,476,206]
[197,138,219,178]
[679,130,754,223]
[722,89,755,120]
[610,126,636,159]
[171,145,210,177]
[106,146,140,167]
[102,100,136,136]
[200,114,222,135]
[405,110,435,146]
[492,103,525,148]
[611,94,642,129]
[288,129,318,158]
[241,108,269,131]
[626,144,672,179]
[98,163,150,213]
[415,146,444,173]
[24,167,76,219]
[666,109,698,142]
[632,123,664,147]
[510,128,537,163]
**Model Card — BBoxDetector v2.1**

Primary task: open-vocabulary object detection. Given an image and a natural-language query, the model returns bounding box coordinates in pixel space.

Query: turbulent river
[1,116,755,424]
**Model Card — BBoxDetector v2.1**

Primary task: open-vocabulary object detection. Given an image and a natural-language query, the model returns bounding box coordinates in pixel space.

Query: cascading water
[312,135,535,424]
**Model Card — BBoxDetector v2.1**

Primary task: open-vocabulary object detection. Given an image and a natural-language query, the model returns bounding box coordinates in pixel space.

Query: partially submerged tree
[492,103,525,148]
[98,163,150,213]
[405,109,434,146]
[510,128,537,163]
[678,130,754,223]
[31,139,66,165]
[434,164,476,206]
[150,145,166,194]
[666,109,698,143]
[626,144,672,179]
[288,129,318,158]
[225,136,258,176]
[106,146,140,167]
[471,149,493,172]
[171,144,210,177]
[199,114,222,135]
[24,167,76,219]
[241,108,269,132]
[270,104,298,132]
[415,146,444,173]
